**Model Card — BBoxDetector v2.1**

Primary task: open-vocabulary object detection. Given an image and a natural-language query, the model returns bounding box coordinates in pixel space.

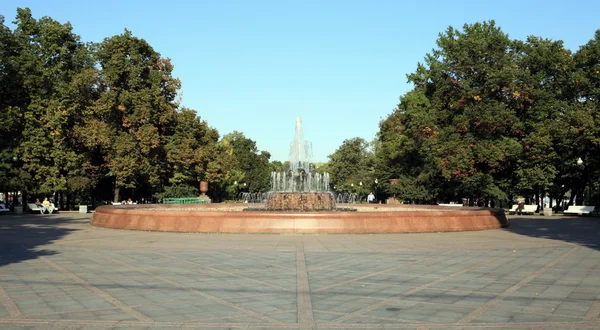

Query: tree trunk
[114,187,120,203]
[22,191,28,211]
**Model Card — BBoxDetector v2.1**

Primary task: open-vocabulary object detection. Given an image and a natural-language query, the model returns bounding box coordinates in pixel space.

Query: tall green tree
[164,108,219,190]
[512,36,576,202]
[9,8,96,203]
[79,30,180,202]
[222,131,271,194]
[328,137,375,195]
[0,14,30,196]
[571,30,600,205]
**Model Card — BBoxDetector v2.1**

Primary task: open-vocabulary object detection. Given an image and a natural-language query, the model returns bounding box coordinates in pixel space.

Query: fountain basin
[91,203,509,234]
[265,192,335,211]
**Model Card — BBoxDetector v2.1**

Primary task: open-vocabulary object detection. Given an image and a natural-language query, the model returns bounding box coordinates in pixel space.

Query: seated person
[41,197,56,214]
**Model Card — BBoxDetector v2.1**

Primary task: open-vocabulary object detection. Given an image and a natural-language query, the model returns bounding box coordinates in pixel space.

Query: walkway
[0,213,599,329]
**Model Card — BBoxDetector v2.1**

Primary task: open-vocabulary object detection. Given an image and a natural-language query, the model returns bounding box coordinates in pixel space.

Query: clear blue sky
[2,1,599,162]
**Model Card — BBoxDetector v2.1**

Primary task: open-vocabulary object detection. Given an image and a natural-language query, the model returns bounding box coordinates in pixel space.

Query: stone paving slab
[0,213,599,329]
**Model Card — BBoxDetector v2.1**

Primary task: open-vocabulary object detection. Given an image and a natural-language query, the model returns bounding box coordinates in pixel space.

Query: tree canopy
[374,21,600,207]
[0,8,270,207]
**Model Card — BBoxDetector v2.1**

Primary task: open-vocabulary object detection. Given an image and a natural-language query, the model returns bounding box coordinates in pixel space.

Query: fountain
[91,116,509,234]
[264,117,335,211]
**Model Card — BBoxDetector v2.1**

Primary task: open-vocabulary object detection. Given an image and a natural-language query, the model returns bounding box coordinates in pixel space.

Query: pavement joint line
[3,317,599,329]
[219,292,292,300]
[313,250,455,293]
[585,291,600,320]
[331,249,516,323]
[0,286,22,318]
[296,237,315,324]
[457,246,581,323]
[180,308,295,324]
[27,293,251,318]
[315,308,431,324]
[508,308,582,319]
[150,250,294,293]
[27,306,120,317]
[38,256,153,322]
[355,281,506,297]
[84,248,283,324]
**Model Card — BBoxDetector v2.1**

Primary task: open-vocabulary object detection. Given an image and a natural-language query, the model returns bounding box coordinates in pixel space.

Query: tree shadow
[505,215,600,250]
[0,214,79,267]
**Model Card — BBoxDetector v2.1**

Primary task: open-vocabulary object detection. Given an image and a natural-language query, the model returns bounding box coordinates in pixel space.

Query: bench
[0,204,10,213]
[508,204,537,215]
[27,203,57,214]
[564,205,595,215]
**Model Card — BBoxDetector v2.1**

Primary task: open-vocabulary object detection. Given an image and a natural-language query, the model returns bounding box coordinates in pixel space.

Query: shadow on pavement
[0,214,80,267]
[505,215,600,250]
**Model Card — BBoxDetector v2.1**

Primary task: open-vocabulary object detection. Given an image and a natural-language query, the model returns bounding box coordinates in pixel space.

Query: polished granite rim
[91,203,509,234]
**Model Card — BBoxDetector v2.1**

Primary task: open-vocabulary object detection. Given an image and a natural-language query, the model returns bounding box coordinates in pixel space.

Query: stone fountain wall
[266,192,335,211]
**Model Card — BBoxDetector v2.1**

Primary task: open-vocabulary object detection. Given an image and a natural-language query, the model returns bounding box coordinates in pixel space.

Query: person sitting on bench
[40,197,55,214]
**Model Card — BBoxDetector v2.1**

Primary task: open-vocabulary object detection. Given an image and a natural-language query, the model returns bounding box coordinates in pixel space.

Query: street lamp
[577,157,585,205]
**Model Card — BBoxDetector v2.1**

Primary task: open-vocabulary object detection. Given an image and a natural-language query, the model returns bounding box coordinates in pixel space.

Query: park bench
[0,204,10,214]
[27,203,57,214]
[563,205,595,215]
[28,203,43,213]
[508,204,537,215]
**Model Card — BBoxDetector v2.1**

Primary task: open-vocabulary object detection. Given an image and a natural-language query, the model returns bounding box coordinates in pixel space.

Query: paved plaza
[0,213,599,329]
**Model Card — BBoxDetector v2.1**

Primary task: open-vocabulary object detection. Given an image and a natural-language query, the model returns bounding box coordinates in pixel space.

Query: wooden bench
[564,205,595,215]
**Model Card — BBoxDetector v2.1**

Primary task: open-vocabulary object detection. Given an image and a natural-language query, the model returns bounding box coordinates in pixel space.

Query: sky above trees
[1,0,598,161]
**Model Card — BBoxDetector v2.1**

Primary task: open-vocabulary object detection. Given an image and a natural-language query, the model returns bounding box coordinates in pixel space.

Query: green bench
[162,197,209,204]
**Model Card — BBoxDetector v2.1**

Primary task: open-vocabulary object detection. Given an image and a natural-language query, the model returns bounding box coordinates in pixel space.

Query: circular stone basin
[91,203,509,234]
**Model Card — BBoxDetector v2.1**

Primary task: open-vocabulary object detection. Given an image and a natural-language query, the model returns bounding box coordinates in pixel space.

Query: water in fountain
[265,117,336,211]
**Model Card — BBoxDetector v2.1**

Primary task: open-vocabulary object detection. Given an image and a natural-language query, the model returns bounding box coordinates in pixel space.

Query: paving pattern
[0,212,599,329]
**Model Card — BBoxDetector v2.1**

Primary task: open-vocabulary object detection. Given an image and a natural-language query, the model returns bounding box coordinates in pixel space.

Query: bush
[153,183,199,200]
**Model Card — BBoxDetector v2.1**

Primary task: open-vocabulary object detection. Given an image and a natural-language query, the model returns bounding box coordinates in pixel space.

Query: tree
[9,8,97,208]
[377,21,527,205]
[80,30,180,202]
[571,30,600,205]
[163,108,219,195]
[512,36,576,203]
[0,14,26,194]
[328,137,375,195]
[222,131,271,194]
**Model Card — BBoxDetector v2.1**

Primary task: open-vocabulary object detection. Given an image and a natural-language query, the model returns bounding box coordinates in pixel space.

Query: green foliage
[154,183,199,200]
[328,137,376,195]
[221,131,272,195]
[374,21,600,206]
[0,8,266,207]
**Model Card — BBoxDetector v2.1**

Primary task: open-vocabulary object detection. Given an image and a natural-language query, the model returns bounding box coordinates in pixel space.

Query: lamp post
[374,179,378,203]
[577,157,585,205]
